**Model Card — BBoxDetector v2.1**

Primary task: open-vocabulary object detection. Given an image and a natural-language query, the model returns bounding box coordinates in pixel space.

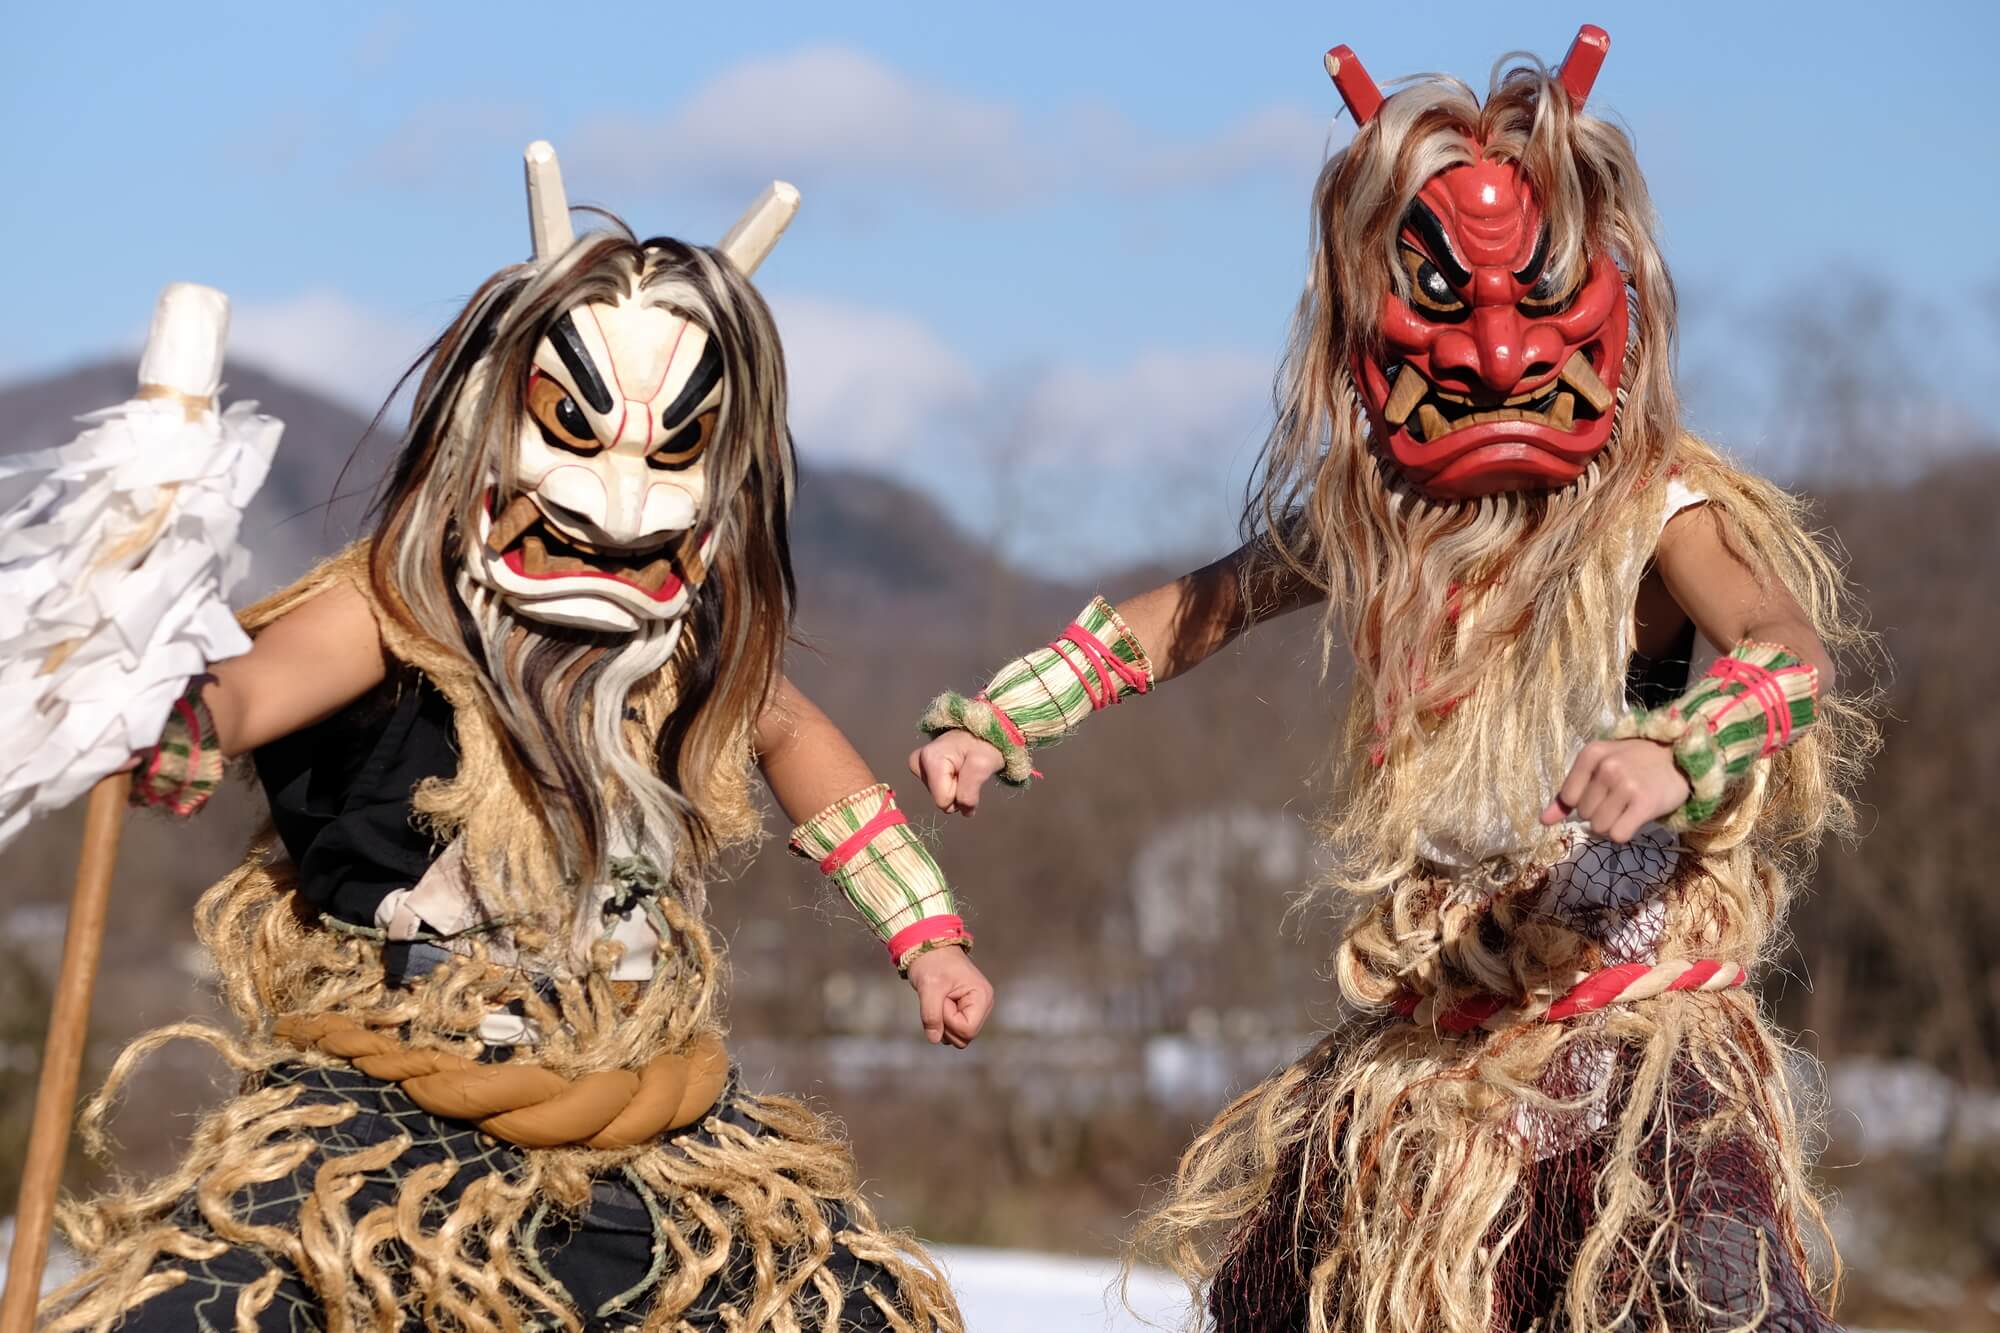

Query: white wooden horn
[717,181,801,277]
[524,140,574,261]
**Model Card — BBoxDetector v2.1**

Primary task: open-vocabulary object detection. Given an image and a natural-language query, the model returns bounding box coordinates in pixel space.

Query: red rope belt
[1393,959,1747,1034]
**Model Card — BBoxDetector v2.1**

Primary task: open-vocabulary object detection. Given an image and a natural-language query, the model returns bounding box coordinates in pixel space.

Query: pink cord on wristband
[819,797,907,875]
[973,692,1043,781]
[886,914,971,964]
[169,694,205,810]
[136,694,205,811]
[139,739,169,801]
[1706,656,1802,755]
[1052,622,1149,711]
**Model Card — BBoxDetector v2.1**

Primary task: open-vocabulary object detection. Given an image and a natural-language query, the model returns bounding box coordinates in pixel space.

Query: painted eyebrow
[549,313,614,414]
[659,339,724,430]
[1513,226,1550,286]
[1402,201,1473,289]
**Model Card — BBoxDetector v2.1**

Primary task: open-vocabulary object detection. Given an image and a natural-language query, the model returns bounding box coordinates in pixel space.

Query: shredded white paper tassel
[0,391,282,848]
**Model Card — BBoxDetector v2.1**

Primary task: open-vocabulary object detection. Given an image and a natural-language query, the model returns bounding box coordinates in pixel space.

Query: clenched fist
[1540,737,1692,843]
[904,946,993,1048]
[907,730,1006,816]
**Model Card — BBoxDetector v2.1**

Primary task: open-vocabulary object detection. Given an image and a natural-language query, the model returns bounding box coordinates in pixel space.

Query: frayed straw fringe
[43,853,959,1331]
[1146,50,1876,1328]
[1140,989,1831,1333]
[1133,455,1872,1327]
[42,546,958,1330]
[1145,442,1870,1327]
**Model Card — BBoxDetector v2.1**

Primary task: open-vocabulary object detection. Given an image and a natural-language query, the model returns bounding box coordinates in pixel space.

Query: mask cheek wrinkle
[642,477,702,536]
[536,464,612,534]
[514,419,562,488]
[1521,324,1568,381]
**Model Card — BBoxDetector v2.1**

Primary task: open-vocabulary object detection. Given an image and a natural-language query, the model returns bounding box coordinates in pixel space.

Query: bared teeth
[1406,392,1586,444]
[1417,404,1449,443]
[633,556,673,594]
[1558,351,1613,413]
[504,506,692,593]
[1549,390,1575,431]
[486,495,542,554]
[1383,363,1428,425]
[676,532,708,587]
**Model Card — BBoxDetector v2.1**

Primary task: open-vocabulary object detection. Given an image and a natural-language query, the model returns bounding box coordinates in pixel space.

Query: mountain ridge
[0,357,1073,620]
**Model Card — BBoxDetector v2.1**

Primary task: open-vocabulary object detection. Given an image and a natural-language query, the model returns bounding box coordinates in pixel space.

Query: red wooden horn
[1323,45,1384,125]
[1558,24,1611,108]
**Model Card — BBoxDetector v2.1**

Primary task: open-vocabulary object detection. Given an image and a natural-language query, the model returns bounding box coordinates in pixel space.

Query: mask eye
[1400,247,1466,317]
[651,408,716,471]
[526,373,600,452]
[1520,260,1581,316]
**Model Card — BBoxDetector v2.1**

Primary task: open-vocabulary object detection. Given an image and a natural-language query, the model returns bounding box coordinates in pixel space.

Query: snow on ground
[0,1227,1194,1328]
[934,1246,1191,1330]
[0,1223,1933,1330]
[0,1216,82,1294]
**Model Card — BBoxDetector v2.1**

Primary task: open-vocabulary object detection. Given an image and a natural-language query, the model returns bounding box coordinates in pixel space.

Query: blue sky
[5,1,1993,568]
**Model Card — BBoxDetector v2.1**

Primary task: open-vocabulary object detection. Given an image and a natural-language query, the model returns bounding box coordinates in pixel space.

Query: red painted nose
[1432,307,1564,398]
[1470,306,1531,394]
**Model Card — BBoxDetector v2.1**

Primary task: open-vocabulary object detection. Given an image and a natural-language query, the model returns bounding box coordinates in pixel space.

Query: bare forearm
[754,676,878,821]
[1738,611,1833,692]
[1114,539,1322,684]
[199,583,388,756]
[1658,507,1834,692]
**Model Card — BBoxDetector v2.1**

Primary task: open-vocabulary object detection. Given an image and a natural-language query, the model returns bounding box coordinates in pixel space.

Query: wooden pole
[0,771,130,1330]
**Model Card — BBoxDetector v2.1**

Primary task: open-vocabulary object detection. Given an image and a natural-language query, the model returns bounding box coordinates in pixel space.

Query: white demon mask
[466,142,798,633]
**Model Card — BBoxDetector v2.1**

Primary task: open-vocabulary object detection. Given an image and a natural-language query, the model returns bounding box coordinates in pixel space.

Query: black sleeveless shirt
[1623,617,1699,712]
[251,607,1686,930]
[252,670,460,927]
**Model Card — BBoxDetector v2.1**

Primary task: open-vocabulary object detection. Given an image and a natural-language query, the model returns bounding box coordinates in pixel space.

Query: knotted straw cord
[272,1014,728,1149]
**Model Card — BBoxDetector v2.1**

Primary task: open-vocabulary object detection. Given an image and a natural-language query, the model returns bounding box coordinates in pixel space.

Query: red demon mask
[1327,26,1626,499]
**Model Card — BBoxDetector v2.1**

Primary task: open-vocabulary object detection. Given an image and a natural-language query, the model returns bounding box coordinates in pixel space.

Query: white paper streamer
[0,394,282,849]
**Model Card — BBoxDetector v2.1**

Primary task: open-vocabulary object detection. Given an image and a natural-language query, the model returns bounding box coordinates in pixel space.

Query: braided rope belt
[272,1014,729,1150]
[1392,959,1748,1035]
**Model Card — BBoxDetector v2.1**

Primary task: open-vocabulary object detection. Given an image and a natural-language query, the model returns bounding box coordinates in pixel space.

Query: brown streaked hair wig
[367,221,796,920]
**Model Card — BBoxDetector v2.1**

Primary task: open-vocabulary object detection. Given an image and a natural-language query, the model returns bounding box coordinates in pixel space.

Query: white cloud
[769,291,1269,476]
[979,348,1272,567]
[772,295,981,464]
[222,285,1272,567]
[561,45,1328,210]
[1014,350,1270,466]
[228,291,435,412]
[767,291,1272,566]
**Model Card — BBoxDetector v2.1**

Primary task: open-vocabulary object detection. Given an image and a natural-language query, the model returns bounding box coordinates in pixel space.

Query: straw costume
[43,145,970,1332]
[919,27,1871,1333]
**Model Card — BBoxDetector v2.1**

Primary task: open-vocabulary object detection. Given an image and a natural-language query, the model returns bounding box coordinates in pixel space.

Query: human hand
[1539,738,1691,843]
[905,945,992,1048]
[907,731,1005,816]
